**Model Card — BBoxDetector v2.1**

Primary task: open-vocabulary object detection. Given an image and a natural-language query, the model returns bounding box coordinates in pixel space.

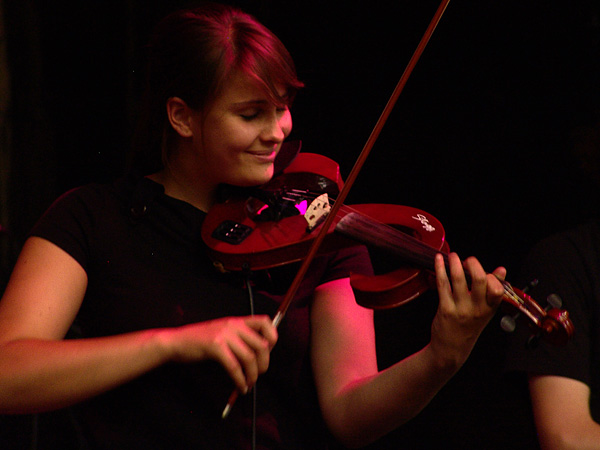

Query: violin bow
[222,0,452,419]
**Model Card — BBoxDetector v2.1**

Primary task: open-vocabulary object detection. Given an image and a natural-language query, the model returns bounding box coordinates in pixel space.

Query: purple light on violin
[295,200,308,215]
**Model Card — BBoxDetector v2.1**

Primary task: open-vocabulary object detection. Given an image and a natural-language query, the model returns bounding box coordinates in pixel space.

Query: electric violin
[202,151,574,348]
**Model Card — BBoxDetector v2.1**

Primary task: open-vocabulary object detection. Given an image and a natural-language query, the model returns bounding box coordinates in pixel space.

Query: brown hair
[131,2,303,174]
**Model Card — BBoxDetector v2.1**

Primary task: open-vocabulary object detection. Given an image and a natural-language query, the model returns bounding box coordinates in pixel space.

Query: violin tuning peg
[527,334,540,349]
[500,314,517,333]
[522,278,539,294]
[546,293,562,310]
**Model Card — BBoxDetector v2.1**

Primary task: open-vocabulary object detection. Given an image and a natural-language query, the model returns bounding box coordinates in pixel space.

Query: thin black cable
[243,269,257,450]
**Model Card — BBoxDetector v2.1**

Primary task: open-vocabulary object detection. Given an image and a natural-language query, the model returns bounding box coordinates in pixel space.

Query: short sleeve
[29,185,106,272]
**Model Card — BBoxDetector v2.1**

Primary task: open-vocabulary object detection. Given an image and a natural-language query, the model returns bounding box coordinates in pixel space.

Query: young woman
[0,3,505,449]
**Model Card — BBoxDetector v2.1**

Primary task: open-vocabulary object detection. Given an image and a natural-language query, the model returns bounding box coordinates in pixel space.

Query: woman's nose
[262,110,291,143]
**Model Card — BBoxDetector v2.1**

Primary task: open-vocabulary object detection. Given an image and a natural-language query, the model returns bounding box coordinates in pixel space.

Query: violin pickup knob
[212,220,253,245]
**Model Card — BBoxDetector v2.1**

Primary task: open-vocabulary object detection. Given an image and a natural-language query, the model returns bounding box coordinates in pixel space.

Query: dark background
[1,0,599,448]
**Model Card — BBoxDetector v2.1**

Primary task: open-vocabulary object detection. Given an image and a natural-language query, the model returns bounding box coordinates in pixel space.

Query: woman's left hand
[429,252,506,371]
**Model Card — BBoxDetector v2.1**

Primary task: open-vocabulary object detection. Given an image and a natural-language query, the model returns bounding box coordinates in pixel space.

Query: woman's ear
[166,97,195,138]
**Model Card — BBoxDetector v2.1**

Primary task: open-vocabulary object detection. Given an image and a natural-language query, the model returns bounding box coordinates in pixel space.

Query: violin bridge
[305,193,330,232]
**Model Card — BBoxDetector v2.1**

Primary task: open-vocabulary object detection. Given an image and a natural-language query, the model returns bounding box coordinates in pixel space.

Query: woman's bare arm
[0,237,277,414]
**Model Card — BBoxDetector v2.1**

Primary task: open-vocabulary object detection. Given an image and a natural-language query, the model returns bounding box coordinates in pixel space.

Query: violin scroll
[500,282,573,346]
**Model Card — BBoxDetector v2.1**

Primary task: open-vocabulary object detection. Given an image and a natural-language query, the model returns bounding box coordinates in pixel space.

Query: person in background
[506,119,600,450]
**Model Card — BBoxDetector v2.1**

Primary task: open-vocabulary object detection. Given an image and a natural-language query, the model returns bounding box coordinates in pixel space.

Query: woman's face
[189,70,292,187]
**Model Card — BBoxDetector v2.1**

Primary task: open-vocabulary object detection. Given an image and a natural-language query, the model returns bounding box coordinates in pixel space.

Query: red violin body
[203,199,448,308]
[202,153,449,308]
[202,153,573,345]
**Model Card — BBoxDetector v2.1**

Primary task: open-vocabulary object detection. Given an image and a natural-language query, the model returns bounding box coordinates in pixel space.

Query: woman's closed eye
[239,107,288,121]
[239,109,261,121]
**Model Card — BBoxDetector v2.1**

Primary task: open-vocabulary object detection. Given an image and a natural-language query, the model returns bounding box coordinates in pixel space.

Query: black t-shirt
[29,173,373,449]
[505,220,600,422]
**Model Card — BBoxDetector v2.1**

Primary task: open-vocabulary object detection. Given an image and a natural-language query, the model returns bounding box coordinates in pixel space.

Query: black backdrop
[2,1,599,448]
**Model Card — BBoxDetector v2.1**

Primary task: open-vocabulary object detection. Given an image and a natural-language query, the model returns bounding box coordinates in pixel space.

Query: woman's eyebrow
[232,99,269,107]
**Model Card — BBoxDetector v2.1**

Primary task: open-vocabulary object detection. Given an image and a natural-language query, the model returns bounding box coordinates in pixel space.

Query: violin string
[264,183,571,343]
[273,190,525,307]
[501,282,525,306]
[332,202,528,308]
[264,187,440,266]
[333,204,441,270]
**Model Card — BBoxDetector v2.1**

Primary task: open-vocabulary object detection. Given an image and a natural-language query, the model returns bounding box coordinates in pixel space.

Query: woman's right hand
[161,315,278,394]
